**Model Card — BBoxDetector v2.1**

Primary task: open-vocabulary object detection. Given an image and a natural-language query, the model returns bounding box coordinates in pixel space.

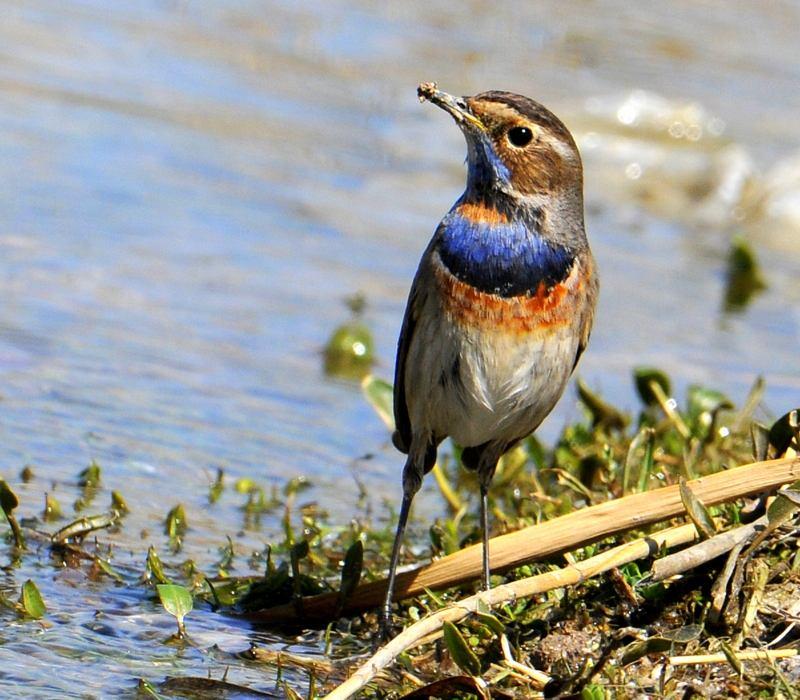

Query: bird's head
[418,83,583,204]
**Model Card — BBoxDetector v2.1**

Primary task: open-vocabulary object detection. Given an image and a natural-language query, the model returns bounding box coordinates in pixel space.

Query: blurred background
[0,1,798,693]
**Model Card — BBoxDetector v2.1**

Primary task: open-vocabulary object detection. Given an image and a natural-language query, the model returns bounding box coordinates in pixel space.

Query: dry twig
[651,514,768,582]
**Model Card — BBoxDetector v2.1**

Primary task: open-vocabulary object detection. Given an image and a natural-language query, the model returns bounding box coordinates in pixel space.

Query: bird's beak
[417,82,485,132]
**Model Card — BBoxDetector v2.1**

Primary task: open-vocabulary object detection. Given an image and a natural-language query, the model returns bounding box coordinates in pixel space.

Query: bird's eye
[507,126,533,148]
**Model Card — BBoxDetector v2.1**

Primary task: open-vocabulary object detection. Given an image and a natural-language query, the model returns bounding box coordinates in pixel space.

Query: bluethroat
[381,83,598,636]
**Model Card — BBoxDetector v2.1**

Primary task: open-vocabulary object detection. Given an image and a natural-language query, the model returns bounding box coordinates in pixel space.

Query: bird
[381,83,598,637]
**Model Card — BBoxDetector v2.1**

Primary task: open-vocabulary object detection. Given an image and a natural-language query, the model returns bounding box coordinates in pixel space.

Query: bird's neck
[436,196,575,298]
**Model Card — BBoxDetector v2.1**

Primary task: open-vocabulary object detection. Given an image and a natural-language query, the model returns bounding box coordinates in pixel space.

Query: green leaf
[289,540,310,603]
[78,460,102,488]
[216,535,235,573]
[323,321,374,379]
[43,493,62,522]
[361,375,395,430]
[146,546,171,585]
[0,479,24,548]
[768,409,800,456]
[633,367,672,407]
[74,461,102,512]
[686,384,733,422]
[283,475,311,498]
[776,488,800,508]
[723,235,766,312]
[397,651,414,673]
[750,421,770,462]
[290,539,310,564]
[620,562,644,586]
[475,610,505,635]
[429,519,460,557]
[164,504,187,538]
[576,378,629,430]
[685,385,734,444]
[719,640,743,674]
[766,482,800,527]
[620,636,673,665]
[111,490,129,515]
[679,478,717,539]
[442,621,481,676]
[157,584,193,636]
[581,685,608,700]
[337,540,363,607]
[0,479,19,514]
[95,557,125,583]
[622,427,655,494]
[235,477,258,494]
[208,468,225,504]
[20,579,46,619]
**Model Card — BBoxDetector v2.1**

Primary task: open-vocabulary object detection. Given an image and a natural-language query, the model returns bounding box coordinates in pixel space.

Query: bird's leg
[380,493,412,639]
[380,457,422,642]
[477,457,499,592]
[479,478,491,591]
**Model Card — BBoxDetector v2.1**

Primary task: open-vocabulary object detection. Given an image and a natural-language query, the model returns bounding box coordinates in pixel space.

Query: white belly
[405,312,579,448]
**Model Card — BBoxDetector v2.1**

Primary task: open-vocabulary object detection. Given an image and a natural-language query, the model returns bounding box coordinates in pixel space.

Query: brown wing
[572,254,599,371]
[572,324,591,371]
[392,284,419,454]
[393,231,443,454]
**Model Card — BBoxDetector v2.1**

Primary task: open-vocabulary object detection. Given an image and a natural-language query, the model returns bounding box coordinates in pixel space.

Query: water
[0,1,798,695]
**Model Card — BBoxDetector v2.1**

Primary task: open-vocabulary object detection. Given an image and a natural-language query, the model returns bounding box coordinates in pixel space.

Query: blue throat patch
[467,138,511,192]
[437,206,574,297]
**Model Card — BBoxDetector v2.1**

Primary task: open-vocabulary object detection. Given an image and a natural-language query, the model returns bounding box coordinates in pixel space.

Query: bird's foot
[374,624,392,651]
[375,608,399,649]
